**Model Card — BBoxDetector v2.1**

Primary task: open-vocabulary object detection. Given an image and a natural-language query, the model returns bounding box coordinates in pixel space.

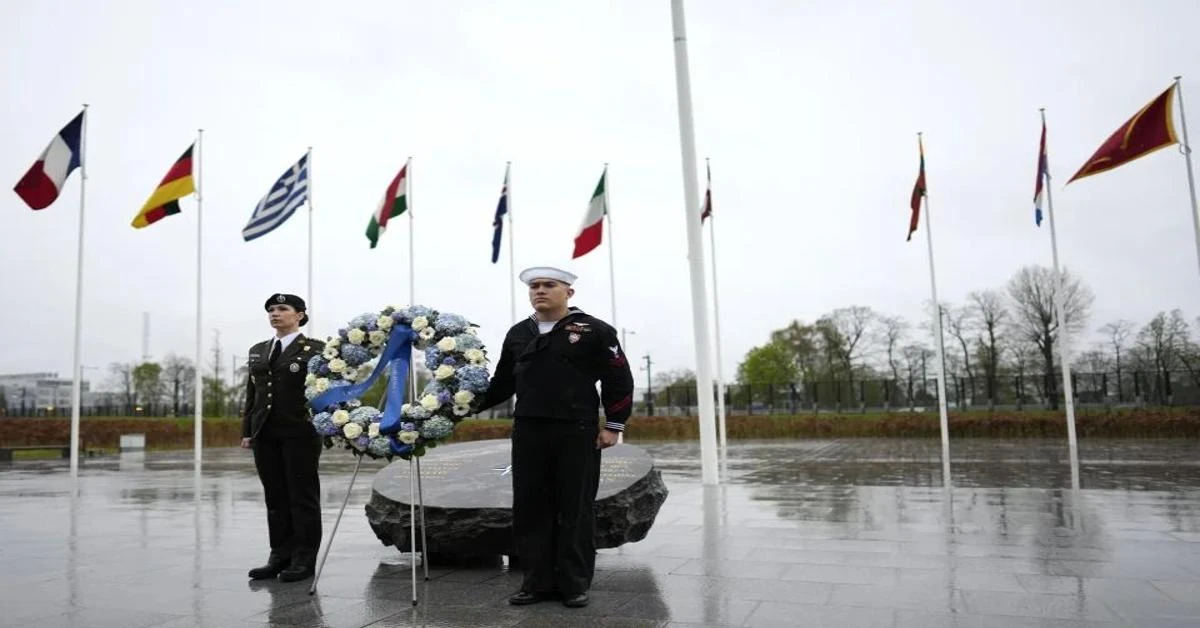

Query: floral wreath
[303,305,490,460]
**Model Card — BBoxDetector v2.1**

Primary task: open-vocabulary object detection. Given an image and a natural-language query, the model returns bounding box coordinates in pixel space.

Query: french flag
[14,110,85,210]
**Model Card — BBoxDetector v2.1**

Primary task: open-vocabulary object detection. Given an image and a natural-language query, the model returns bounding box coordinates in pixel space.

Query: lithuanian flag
[132,144,196,228]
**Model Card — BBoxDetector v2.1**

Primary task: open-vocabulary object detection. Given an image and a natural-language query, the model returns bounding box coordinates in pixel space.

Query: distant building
[0,372,98,412]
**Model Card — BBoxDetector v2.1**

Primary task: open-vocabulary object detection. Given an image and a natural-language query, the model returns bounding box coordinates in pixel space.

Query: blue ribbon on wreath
[309,324,418,455]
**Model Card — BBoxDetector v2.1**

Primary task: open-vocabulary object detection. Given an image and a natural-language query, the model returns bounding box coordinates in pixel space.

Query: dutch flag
[14,110,85,210]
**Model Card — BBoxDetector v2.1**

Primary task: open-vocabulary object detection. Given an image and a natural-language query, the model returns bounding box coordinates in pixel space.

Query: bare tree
[942,304,975,386]
[1006,265,1094,409]
[968,290,1008,407]
[108,362,136,410]
[161,354,195,416]
[821,306,876,385]
[1099,319,1135,395]
[1136,310,1189,403]
[878,315,908,382]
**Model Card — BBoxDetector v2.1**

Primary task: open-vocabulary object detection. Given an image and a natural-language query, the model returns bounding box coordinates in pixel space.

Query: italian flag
[572,168,607,259]
[366,162,408,249]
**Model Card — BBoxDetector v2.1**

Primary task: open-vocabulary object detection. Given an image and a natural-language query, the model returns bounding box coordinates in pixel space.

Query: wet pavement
[1,437,1198,627]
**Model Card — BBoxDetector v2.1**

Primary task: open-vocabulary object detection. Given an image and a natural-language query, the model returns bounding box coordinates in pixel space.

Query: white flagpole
[506,161,516,324]
[604,164,618,329]
[69,104,89,477]
[407,157,416,403]
[705,158,729,479]
[307,146,314,333]
[1040,109,1081,491]
[918,133,952,490]
[1173,76,1200,281]
[670,0,719,486]
[194,129,204,466]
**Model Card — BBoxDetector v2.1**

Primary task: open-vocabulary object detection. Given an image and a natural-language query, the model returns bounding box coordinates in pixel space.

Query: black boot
[248,549,291,580]
[278,548,316,582]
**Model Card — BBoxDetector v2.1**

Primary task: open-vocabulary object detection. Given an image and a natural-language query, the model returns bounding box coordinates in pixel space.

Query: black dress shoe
[508,590,544,605]
[248,550,290,580]
[563,592,589,608]
[278,549,316,582]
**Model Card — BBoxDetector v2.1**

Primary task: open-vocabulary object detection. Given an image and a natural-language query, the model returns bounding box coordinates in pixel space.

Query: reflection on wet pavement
[1,438,1198,627]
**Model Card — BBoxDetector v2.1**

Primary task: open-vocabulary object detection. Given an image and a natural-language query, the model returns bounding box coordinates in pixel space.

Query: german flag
[132,144,196,228]
[1068,84,1179,184]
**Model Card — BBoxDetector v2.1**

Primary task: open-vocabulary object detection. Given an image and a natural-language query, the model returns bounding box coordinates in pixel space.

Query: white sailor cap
[519,266,577,286]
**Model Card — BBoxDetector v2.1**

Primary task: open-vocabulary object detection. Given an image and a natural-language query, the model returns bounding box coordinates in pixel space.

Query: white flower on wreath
[305,373,316,386]
[368,422,380,438]
[453,404,470,416]
[453,390,475,405]
[419,327,436,341]
[328,358,347,373]
[464,349,485,364]
[398,431,419,445]
[419,394,441,411]
[411,316,430,331]
[436,337,457,352]
[343,423,363,439]
[322,346,338,360]
[376,316,394,330]
[315,378,331,392]
[368,330,387,346]
[332,410,351,426]
[327,337,341,349]
[347,329,366,345]
[434,365,455,380]
[342,367,359,382]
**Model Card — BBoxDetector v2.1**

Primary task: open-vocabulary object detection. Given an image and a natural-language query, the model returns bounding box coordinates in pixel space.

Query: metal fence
[632,370,1200,416]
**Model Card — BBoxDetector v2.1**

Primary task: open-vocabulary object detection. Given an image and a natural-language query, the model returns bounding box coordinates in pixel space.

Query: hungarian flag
[572,168,607,259]
[366,162,408,249]
[131,144,196,229]
[1068,84,1179,183]
[1034,119,1048,227]
[907,136,926,242]
[700,161,712,222]
[14,110,85,210]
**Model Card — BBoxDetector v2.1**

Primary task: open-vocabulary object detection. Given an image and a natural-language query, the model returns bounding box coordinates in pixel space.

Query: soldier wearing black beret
[242,293,325,582]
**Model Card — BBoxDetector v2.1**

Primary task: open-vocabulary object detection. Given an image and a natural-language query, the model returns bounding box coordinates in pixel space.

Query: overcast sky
[5,0,1200,387]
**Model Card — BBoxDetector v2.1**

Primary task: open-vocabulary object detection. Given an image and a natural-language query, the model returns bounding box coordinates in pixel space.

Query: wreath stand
[310,398,431,605]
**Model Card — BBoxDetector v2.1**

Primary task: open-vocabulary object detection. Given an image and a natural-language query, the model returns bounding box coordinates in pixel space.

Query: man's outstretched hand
[596,429,619,450]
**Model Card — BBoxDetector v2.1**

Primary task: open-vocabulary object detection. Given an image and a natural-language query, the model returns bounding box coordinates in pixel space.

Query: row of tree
[732,264,1200,407]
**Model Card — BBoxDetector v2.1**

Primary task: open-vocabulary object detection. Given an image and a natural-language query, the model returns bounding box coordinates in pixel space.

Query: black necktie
[269,340,282,366]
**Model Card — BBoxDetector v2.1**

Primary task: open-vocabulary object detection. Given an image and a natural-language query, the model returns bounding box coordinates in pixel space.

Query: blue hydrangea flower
[355,435,371,449]
[401,422,416,432]
[338,328,350,340]
[441,356,457,367]
[453,334,483,351]
[455,365,491,393]
[349,313,376,329]
[368,437,392,458]
[434,313,468,334]
[391,310,410,324]
[318,364,331,376]
[403,405,431,420]
[424,349,442,371]
[407,305,434,319]
[340,344,372,367]
[437,391,452,405]
[366,320,378,332]
[419,416,454,440]
[350,406,380,425]
[308,355,326,374]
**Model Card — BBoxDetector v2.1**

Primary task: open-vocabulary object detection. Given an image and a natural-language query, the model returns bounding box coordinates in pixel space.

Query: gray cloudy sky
[4,0,1200,385]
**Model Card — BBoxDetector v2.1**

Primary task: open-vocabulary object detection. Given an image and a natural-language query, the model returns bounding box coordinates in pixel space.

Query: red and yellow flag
[1068,84,1179,183]
[132,144,195,228]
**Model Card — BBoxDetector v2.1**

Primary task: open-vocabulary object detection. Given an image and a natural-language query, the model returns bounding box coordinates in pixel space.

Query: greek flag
[242,153,310,241]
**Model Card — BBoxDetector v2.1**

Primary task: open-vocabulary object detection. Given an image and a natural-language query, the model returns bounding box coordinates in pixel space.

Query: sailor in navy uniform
[241,293,325,582]
[477,266,635,609]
